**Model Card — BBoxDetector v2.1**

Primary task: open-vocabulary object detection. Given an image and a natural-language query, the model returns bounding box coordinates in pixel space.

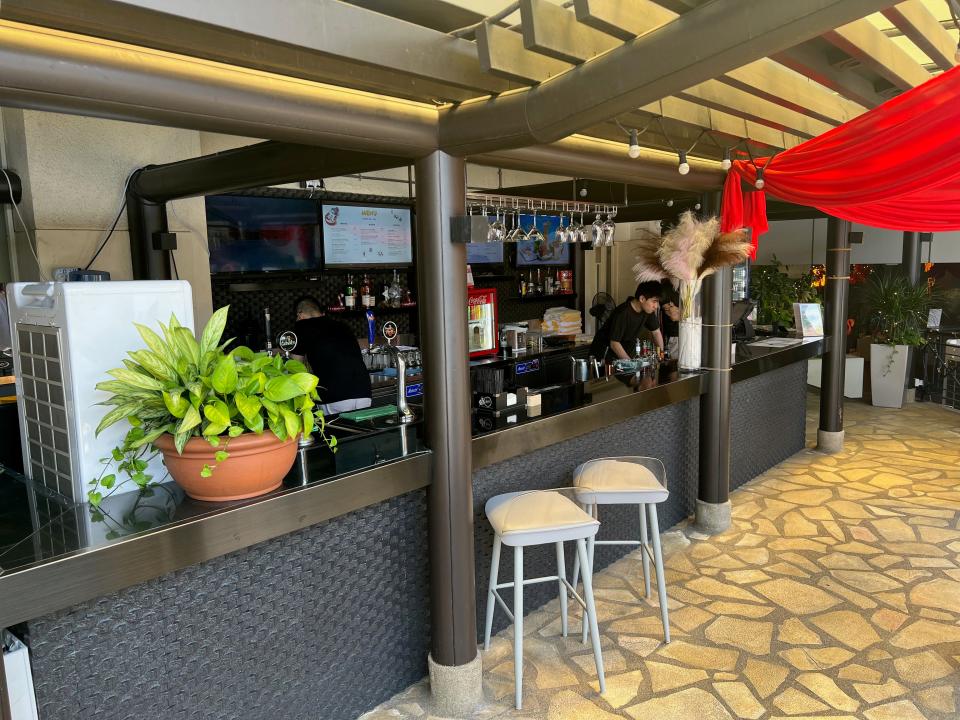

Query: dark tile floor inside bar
[363,394,960,720]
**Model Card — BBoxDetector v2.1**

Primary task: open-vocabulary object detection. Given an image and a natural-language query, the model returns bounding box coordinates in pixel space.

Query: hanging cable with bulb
[655,118,706,175]
[614,118,651,159]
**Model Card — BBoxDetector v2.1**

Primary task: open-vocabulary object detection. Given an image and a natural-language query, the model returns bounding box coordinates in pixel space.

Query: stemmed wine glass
[602,210,617,246]
[526,207,544,244]
[554,213,570,244]
[574,210,588,244]
[591,213,605,248]
[488,206,506,242]
[505,206,524,242]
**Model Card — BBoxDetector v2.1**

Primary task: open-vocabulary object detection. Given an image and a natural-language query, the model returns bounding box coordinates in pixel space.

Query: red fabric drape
[721,64,960,252]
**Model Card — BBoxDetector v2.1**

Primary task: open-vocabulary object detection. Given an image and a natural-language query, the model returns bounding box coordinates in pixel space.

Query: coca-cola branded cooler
[467,288,498,358]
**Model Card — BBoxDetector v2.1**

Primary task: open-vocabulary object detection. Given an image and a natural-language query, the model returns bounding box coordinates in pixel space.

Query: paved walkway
[362,397,960,720]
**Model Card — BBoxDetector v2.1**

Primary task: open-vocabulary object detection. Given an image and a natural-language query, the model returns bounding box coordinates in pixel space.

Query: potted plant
[865,268,933,408]
[751,256,819,331]
[88,305,334,505]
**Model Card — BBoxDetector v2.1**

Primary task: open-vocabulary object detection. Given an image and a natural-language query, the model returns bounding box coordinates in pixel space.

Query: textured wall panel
[472,398,701,640]
[25,492,431,720]
[731,361,808,490]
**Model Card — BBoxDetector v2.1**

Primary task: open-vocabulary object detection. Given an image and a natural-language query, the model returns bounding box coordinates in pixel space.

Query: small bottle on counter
[345,274,356,309]
[361,274,374,308]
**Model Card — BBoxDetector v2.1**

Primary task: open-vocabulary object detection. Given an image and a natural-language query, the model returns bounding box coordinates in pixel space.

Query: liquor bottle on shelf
[344,274,356,309]
[360,273,374,308]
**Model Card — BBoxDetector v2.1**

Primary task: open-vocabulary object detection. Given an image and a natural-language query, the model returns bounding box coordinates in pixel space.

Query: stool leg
[581,530,596,646]
[484,534,502,650]
[556,541,568,638]
[647,504,671,643]
[571,503,588,593]
[639,503,652,599]
[577,537,606,694]
[514,545,524,710]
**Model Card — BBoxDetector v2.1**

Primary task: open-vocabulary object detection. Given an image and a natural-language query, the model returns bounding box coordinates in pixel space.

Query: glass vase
[677,280,702,371]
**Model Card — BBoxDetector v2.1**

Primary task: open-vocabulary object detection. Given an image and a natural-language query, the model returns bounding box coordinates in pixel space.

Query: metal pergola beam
[823,18,932,91]
[773,40,891,108]
[439,0,897,155]
[882,0,958,73]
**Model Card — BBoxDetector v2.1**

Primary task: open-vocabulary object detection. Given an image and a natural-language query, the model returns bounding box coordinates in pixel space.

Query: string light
[678,151,690,175]
[755,166,765,190]
[721,147,732,171]
[628,129,641,159]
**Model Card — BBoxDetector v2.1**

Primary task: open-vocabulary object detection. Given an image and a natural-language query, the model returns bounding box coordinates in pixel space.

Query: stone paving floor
[361,396,960,720]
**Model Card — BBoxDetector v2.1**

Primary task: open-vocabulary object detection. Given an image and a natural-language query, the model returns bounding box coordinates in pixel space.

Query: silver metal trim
[0,452,431,627]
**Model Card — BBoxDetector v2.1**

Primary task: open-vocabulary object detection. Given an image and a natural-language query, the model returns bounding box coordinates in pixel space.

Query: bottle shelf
[508,293,577,303]
[326,306,418,316]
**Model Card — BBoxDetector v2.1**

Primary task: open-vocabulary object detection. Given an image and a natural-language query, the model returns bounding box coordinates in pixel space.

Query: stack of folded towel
[541,307,582,336]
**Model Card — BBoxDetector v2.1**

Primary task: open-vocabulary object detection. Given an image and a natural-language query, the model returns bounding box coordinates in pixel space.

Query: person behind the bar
[292,296,372,416]
[590,280,664,361]
[659,284,682,357]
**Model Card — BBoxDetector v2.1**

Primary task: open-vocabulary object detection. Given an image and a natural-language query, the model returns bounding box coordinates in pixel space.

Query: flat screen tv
[466,241,504,265]
[514,214,571,266]
[206,195,321,274]
[322,203,413,267]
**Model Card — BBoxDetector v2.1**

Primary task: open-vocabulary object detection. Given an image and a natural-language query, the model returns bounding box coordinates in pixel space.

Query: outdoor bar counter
[0,337,823,720]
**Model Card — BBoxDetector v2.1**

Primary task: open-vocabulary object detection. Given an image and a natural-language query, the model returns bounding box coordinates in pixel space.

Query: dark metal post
[126,170,171,280]
[902,231,921,285]
[695,191,731,532]
[0,169,22,204]
[414,152,477,670]
[817,217,851,452]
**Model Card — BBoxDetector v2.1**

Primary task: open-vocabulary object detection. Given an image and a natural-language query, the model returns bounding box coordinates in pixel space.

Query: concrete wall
[756,218,960,271]
[1,109,213,328]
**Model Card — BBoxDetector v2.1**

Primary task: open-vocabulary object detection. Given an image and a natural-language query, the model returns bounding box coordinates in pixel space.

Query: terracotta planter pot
[154,432,298,502]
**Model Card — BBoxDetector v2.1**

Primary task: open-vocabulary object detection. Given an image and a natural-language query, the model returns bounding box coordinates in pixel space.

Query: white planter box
[807,357,864,399]
[870,343,909,408]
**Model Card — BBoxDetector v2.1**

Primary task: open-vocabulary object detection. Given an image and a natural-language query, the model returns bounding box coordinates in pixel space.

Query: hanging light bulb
[666,199,674,208]
[721,147,732,171]
[694,203,702,211]
[755,167,765,190]
[628,129,641,159]
[678,151,690,175]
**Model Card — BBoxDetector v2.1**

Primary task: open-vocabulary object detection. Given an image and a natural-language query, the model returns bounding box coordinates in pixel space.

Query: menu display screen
[322,204,413,266]
[515,214,571,266]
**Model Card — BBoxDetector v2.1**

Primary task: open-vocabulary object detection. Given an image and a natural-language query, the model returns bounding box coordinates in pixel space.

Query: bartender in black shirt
[292,297,372,415]
[590,281,664,361]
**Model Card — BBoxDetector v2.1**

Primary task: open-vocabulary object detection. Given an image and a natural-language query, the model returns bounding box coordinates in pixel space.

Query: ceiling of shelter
[0,0,956,167]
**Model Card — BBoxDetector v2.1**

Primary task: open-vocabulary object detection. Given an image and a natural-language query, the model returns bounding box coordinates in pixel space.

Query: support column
[415,151,481,715]
[901,231,923,397]
[126,170,171,280]
[695,191,731,534]
[817,217,851,453]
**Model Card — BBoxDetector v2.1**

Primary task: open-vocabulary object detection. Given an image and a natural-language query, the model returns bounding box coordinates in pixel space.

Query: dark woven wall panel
[25,491,430,720]
[730,361,808,491]
[472,398,701,640]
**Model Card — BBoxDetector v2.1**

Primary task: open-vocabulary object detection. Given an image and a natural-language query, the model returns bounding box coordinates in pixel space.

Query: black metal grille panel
[472,398,701,640]
[25,491,431,720]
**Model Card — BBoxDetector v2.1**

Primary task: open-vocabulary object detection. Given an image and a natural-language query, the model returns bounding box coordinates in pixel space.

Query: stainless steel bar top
[471,336,825,470]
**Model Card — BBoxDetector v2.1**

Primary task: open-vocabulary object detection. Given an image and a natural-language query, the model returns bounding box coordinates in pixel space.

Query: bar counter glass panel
[0,421,427,576]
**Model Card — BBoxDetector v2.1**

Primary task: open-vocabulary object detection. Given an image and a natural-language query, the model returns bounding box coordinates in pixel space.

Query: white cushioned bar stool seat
[483,490,605,710]
[572,456,671,645]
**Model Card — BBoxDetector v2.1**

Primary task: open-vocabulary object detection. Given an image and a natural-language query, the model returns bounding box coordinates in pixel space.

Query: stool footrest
[594,540,641,546]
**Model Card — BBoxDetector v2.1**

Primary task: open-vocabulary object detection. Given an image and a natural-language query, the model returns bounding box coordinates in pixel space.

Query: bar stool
[571,457,671,644]
[483,489,606,710]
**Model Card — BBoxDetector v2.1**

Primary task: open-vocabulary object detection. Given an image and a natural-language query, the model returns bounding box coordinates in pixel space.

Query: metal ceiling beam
[473,135,725,191]
[581,0,867,126]
[0,20,438,157]
[521,0,618,63]
[0,0,513,98]
[773,40,890,108]
[441,0,894,155]
[823,18,932,90]
[882,0,958,72]
[339,0,494,33]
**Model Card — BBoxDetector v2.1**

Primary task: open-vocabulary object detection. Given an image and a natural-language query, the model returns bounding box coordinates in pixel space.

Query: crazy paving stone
[850,526,880,542]
[656,641,739,672]
[776,617,820,646]
[894,649,954,685]
[885,568,930,583]
[907,556,955,568]
[571,649,625,677]
[909,578,960,612]
[778,552,821,574]
[783,512,819,536]
[796,673,859,712]
[704,601,773,619]
[742,658,789,699]
[615,635,661,658]
[838,664,883,683]
[752,519,781,536]
[867,554,903,569]
[699,554,747,570]
[870,607,909,632]
[546,689,624,720]
[778,489,833,506]
[685,577,762,603]
[722,569,771,585]
[821,520,846,542]
[704,616,773,656]
[713,672,737,681]
[771,687,829,715]
[916,685,957,714]
[870,518,917,542]
[853,678,910,704]
[891,618,960,649]
[712,682,764,720]
[862,699,927,720]
[734,533,766,548]
[522,638,581,690]
[607,614,679,636]
[765,562,810,579]
[828,501,876,519]
[624,687,733,720]
[665,553,698,574]
[767,538,829,553]
[867,648,893,661]
[779,647,854,670]
[876,591,909,612]
[690,543,722,560]
[588,669,644,710]
[831,540,884,555]
[817,577,878,610]
[800,506,835,520]
[830,570,902,593]
[643,661,709,693]
[918,525,960,543]
[918,608,957,621]
[754,578,841,615]
[810,610,881,650]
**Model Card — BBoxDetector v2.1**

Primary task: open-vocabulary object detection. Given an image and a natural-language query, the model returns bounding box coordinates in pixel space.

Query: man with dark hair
[292,296,372,415]
[590,280,664,361]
